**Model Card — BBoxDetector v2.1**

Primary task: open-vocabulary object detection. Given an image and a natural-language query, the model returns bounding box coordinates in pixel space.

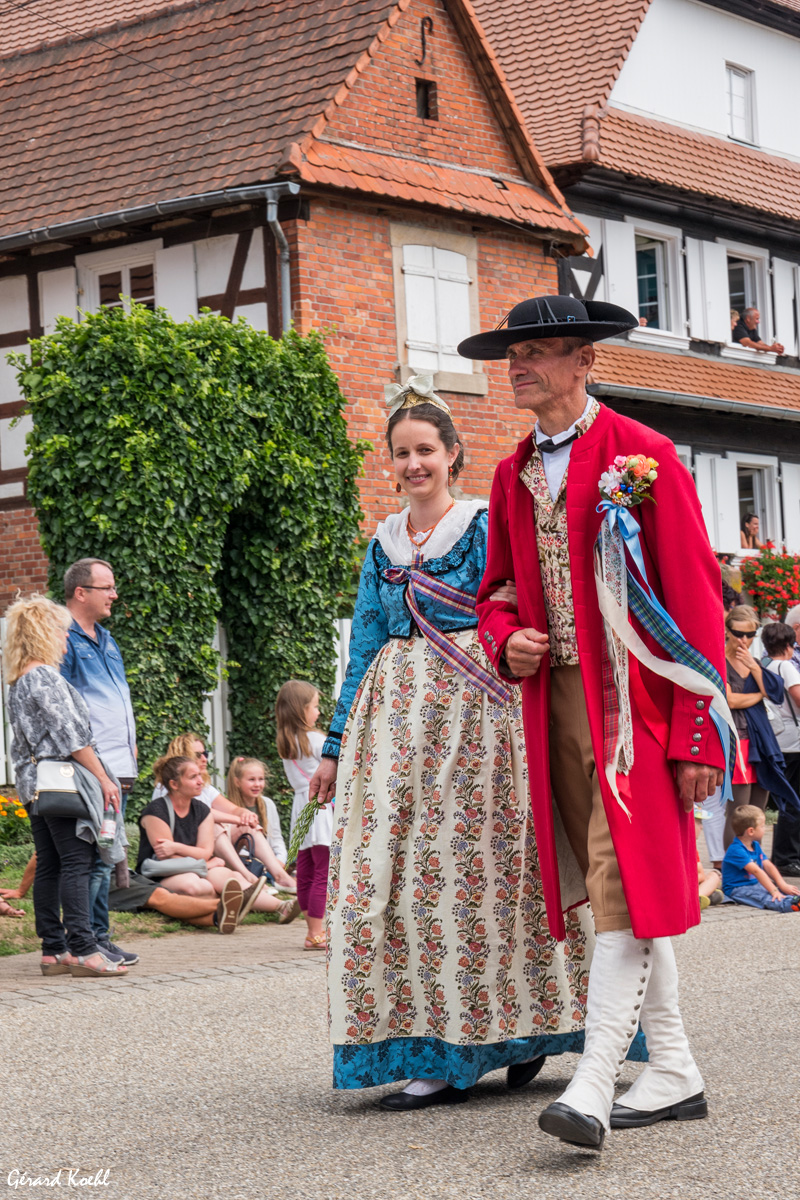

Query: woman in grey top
[5,595,127,977]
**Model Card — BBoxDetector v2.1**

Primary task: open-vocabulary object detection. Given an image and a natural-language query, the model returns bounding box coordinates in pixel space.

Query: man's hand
[504,628,549,677]
[676,762,724,811]
[309,757,338,805]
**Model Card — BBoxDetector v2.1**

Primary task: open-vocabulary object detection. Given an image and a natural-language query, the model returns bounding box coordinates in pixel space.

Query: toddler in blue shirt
[722,805,800,912]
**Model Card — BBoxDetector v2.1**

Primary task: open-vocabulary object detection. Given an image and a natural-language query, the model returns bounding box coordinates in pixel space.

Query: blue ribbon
[597,498,734,807]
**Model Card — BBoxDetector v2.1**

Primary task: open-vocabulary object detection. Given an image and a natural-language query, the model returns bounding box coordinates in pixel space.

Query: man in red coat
[458,296,727,1151]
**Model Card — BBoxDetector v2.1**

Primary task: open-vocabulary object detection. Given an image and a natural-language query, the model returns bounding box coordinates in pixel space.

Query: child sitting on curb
[722,805,800,912]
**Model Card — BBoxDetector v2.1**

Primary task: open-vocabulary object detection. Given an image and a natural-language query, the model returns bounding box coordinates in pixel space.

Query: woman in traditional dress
[310,377,644,1110]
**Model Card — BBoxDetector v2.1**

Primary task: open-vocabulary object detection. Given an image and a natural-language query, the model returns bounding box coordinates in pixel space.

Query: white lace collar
[375,499,487,566]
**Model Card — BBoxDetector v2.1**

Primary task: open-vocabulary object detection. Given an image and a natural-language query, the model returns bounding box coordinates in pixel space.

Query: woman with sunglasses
[723,605,799,852]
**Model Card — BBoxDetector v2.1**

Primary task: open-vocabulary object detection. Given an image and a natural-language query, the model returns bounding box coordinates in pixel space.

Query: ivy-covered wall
[11,306,364,822]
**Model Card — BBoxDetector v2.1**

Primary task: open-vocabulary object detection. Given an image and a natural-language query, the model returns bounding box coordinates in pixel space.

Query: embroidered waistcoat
[520,401,599,667]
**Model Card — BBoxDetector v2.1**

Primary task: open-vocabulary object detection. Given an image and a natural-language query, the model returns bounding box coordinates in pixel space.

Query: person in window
[308,376,628,1112]
[731,307,784,355]
[740,513,765,551]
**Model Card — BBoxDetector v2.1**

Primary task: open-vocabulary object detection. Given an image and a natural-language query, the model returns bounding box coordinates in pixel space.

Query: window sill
[627,327,690,351]
[720,344,778,366]
[400,366,488,396]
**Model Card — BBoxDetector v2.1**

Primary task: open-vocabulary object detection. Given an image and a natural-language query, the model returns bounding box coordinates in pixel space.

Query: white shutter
[694,454,740,552]
[685,240,729,343]
[403,246,438,372]
[772,258,797,357]
[601,219,638,315]
[434,248,471,373]
[714,457,741,554]
[39,267,77,334]
[694,453,717,546]
[781,461,800,554]
[155,244,197,320]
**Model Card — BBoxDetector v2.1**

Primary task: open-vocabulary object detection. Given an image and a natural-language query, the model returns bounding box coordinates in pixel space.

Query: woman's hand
[207,856,225,870]
[490,579,518,607]
[243,811,259,829]
[153,838,177,860]
[309,758,338,805]
[100,775,120,812]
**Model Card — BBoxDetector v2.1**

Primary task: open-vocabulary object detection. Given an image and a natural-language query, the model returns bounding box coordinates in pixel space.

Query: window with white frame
[728,256,755,316]
[717,238,774,359]
[76,240,162,315]
[726,64,756,144]
[390,224,486,395]
[621,217,687,348]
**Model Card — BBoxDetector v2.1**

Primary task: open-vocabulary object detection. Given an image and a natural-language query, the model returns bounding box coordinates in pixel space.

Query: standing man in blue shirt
[62,557,139,966]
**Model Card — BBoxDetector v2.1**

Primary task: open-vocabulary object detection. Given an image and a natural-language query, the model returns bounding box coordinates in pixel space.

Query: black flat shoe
[379,1085,470,1111]
[507,1056,546,1090]
[610,1091,707,1128]
[538,1101,605,1150]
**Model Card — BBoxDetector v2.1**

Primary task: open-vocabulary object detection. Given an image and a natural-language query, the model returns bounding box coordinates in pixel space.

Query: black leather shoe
[538,1101,605,1149]
[379,1085,470,1111]
[775,861,800,877]
[507,1056,546,1090]
[610,1091,707,1128]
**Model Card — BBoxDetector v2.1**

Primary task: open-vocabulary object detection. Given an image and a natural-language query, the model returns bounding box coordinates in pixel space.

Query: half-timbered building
[475,0,800,556]
[0,0,587,607]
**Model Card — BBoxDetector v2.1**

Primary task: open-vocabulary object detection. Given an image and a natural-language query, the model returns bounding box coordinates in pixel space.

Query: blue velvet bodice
[323,510,488,757]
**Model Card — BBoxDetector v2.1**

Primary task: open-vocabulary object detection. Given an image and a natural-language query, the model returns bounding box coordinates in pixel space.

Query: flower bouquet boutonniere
[598,454,658,508]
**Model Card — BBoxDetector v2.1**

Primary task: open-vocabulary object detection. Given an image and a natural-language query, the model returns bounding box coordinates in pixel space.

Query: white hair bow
[384,374,451,418]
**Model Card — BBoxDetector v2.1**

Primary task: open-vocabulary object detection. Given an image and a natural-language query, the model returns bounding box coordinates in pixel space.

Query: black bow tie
[536,429,581,455]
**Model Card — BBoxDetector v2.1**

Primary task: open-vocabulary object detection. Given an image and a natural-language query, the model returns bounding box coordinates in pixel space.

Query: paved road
[1,904,798,1200]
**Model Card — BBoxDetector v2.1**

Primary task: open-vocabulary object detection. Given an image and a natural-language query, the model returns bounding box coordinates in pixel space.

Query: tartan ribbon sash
[594,499,737,818]
[382,560,512,706]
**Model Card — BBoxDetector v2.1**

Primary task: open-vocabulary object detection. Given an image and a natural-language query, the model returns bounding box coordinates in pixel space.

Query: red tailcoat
[477,404,725,940]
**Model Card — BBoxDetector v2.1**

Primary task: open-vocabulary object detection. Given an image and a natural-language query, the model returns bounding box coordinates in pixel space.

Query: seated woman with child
[138,755,299,925]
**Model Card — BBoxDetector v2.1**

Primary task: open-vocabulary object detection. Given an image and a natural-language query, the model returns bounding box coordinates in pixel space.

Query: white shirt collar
[534,394,593,450]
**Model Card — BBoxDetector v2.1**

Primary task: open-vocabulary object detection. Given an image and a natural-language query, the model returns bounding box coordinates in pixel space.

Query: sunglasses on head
[728,629,755,639]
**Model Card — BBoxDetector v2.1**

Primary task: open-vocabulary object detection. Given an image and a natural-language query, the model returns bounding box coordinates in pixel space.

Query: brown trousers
[549,665,631,932]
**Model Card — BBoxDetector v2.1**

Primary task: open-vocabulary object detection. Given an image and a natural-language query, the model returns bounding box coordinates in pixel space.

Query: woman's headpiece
[384,374,451,421]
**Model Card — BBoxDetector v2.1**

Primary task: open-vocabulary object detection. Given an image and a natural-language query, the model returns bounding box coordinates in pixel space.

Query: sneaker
[709,889,725,906]
[238,875,267,921]
[98,940,139,966]
[699,894,710,910]
[216,878,244,933]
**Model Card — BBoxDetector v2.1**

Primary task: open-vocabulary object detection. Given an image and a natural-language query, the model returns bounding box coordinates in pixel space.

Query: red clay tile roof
[1,0,194,59]
[471,0,650,165]
[296,140,583,236]
[0,0,584,243]
[595,107,800,224]
[592,341,800,414]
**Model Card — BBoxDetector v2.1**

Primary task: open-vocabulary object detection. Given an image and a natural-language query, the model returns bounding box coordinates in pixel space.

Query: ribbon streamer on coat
[382,560,513,706]
[594,500,737,818]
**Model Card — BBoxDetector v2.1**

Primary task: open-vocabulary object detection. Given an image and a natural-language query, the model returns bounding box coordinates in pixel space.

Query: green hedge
[11,306,364,823]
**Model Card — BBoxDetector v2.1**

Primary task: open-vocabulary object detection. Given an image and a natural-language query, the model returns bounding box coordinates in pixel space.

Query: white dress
[284,730,333,852]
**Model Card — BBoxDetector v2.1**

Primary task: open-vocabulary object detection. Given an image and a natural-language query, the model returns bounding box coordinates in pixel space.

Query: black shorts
[108,870,159,913]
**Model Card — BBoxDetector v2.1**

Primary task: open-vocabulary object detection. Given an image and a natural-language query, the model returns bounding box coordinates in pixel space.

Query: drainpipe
[266,197,292,333]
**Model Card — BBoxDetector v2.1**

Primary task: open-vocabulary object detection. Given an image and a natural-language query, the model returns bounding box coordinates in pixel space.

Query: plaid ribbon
[627,574,737,780]
[383,560,512,706]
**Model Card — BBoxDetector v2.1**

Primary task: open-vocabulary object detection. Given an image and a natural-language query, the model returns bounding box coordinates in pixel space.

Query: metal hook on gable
[415,16,434,67]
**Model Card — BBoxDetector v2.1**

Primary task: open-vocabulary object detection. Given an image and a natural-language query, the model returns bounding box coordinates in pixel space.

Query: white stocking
[556,929,653,1129]
[616,937,703,1112]
[402,1078,448,1096]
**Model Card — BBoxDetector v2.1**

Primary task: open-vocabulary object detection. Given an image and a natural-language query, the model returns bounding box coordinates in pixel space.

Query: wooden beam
[0,400,26,420]
[0,329,30,349]
[27,272,43,340]
[264,223,281,339]
[197,286,268,312]
[219,229,253,320]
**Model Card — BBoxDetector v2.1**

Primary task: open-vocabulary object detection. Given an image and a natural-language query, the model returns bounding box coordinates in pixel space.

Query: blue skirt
[333,1028,649,1090]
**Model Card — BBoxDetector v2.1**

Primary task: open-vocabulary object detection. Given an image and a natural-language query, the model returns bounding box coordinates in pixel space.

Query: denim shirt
[61,619,137,778]
[323,510,488,759]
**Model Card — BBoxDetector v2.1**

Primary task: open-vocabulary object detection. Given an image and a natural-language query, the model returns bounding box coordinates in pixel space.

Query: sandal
[69,951,128,977]
[278,898,301,925]
[304,934,327,951]
[40,951,75,976]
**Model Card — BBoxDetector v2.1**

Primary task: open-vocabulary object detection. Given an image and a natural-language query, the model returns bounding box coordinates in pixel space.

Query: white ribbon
[384,374,451,417]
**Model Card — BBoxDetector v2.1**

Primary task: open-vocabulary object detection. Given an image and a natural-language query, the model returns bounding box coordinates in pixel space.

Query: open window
[717,239,775,362]
[726,64,756,145]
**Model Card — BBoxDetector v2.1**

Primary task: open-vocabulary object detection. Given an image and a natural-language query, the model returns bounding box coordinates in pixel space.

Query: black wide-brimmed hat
[457,295,638,359]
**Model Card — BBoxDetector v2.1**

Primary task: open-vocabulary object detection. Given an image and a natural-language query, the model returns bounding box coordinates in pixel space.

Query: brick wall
[290,196,557,524]
[325,0,521,179]
[0,506,49,610]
